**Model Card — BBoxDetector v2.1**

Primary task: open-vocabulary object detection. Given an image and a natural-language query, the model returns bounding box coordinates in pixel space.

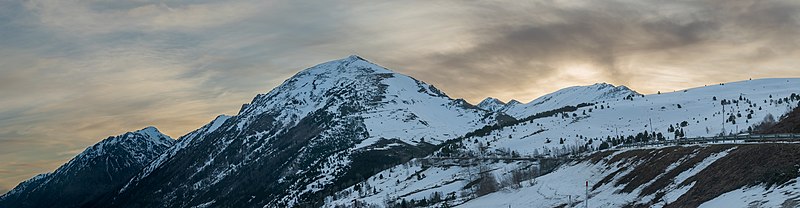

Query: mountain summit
[476,97,507,112]
[106,55,504,207]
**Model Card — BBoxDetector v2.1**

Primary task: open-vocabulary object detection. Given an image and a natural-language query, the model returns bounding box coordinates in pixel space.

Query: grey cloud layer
[1,0,799,193]
[395,0,800,100]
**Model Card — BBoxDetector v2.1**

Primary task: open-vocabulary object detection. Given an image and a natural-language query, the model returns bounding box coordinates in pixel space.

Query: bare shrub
[476,171,499,196]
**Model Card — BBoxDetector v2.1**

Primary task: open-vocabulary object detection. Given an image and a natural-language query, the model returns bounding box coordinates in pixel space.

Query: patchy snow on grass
[700,181,800,208]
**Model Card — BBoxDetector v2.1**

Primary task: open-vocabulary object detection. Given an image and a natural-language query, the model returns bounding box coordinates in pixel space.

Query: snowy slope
[325,78,800,207]
[326,157,532,207]
[461,143,800,208]
[331,143,800,208]
[502,83,640,119]
[469,78,800,157]
[699,183,800,208]
[458,145,735,208]
[108,55,502,208]
[0,127,175,208]
[126,115,231,185]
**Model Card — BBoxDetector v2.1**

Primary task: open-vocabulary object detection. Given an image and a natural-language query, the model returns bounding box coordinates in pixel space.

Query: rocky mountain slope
[0,127,175,208]
[103,55,506,207]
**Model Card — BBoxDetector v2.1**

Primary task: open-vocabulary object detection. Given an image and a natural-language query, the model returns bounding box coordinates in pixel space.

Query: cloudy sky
[1,0,799,193]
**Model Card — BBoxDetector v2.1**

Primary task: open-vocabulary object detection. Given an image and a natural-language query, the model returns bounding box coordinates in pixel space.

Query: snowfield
[461,78,800,159]
[327,78,800,207]
[459,147,735,208]
[332,143,800,208]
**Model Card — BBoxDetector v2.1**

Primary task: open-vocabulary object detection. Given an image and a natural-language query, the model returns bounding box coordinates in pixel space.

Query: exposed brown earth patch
[587,143,800,207]
[614,146,699,194]
[640,145,734,197]
[665,144,800,208]
[584,150,617,164]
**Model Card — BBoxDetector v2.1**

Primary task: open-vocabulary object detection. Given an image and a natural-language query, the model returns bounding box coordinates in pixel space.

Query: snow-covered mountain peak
[0,127,177,208]
[502,83,641,118]
[71,126,175,163]
[507,99,522,105]
[563,82,638,97]
[237,55,475,143]
[478,97,505,105]
[296,55,392,77]
[477,97,507,112]
[588,82,620,88]
[77,127,174,163]
[132,126,172,143]
[134,125,159,133]
[344,54,366,61]
[109,56,502,207]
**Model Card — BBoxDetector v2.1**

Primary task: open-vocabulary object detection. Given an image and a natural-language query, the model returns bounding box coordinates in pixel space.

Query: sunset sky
[1,0,799,193]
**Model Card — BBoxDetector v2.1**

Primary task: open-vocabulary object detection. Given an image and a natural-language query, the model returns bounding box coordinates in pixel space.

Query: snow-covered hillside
[326,78,800,207]
[331,143,800,208]
[326,156,540,207]
[468,78,799,157]
[461,144,800,208]
[0,127,175,208]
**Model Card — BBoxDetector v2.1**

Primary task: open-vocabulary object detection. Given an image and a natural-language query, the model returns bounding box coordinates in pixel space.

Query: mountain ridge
[103,55,504,207]
[0,127,175,208]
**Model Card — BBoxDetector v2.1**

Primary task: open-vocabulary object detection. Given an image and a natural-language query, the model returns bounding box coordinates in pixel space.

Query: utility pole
[721,101,726,136]
[585,180,589,208]
[649,118,654,138]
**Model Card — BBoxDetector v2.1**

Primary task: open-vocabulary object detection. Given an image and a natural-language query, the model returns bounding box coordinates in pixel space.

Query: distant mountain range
[2,55,798,208]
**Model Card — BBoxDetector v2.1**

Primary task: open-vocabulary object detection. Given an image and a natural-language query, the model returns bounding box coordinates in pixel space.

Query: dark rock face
[0,127,175,208]
[110,111,364,207]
